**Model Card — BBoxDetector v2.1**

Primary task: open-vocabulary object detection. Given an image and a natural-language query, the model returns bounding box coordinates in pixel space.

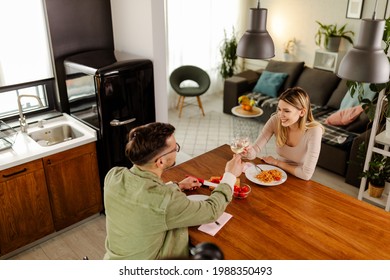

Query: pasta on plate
[255,169,282,183]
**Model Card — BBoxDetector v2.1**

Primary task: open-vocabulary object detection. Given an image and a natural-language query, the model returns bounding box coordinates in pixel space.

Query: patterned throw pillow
[253,70,288,97]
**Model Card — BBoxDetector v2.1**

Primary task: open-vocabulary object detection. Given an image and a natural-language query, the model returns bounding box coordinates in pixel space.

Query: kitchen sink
[28,124,84,147]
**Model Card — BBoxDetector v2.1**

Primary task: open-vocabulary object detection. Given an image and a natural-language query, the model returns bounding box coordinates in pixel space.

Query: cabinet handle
[47,159,51,165]
[110,118,136,127]
[2,168,27,178]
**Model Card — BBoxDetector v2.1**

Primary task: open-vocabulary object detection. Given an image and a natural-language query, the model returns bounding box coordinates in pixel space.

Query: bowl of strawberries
[233,183,251,199]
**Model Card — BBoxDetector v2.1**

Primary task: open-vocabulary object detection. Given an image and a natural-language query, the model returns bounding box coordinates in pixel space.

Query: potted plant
[219,28,238,79]
[360,152,390,198]
[315,21,354,52]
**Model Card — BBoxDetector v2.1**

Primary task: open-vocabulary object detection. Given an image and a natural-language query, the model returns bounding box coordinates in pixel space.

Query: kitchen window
[0,79,54,121]
[0,0,55,122]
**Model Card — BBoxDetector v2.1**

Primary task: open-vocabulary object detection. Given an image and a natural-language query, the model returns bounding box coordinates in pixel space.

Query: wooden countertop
[162,144,390,260]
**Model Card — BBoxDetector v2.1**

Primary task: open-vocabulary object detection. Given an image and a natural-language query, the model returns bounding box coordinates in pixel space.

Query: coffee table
[231,106,263,142]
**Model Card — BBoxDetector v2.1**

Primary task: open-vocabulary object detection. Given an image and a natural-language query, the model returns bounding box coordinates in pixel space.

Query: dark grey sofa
[223,60,370,187]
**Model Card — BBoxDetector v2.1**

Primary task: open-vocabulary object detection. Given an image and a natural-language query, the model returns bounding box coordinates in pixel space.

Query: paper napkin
[198,212,233,236]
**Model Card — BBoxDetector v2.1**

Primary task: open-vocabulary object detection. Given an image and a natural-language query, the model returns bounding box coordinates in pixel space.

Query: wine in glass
[230,135,250,154]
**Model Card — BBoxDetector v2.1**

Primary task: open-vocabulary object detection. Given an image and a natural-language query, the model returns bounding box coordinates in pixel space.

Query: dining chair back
[169,65,210,117]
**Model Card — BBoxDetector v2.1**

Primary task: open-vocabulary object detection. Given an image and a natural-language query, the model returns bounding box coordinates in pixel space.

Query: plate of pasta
[244,164,287,186]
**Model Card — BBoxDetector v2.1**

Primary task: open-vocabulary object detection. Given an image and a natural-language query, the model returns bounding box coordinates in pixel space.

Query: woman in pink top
[243,87,324,180]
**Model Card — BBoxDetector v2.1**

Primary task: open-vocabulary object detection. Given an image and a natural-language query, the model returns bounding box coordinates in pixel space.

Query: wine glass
[230,135,250,154]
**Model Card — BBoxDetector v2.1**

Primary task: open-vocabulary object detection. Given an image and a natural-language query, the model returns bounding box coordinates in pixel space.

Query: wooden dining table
[162,144,390,260]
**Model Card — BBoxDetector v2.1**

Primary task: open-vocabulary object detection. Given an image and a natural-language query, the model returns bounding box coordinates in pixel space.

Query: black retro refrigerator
[63,50,156,184]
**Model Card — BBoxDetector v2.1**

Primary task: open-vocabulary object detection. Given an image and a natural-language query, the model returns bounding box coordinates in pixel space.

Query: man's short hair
[125,122,175,165]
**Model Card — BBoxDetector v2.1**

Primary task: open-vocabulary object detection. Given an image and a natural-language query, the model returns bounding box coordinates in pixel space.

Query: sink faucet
[17,95,44,133]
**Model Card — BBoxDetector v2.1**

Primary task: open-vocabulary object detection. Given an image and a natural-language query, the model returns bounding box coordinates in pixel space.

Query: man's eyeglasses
[154,143,181,162]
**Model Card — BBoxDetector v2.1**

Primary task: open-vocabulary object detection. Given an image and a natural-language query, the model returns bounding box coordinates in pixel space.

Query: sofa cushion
[326,80,348,109]
[317,112,359,148]
[295,67,340,106]
[253,70,288,97]
[325,105,364,126]
[235,69,261,84]
[345,111,370,133]
[265,60,304,92]
[339,83,376,110]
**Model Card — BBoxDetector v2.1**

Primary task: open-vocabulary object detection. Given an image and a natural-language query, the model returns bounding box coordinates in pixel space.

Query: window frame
[0,78,57,123]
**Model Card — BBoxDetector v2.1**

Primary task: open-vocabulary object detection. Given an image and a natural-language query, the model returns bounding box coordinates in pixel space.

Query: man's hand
[178,177,202,191]
[225,154,245,177]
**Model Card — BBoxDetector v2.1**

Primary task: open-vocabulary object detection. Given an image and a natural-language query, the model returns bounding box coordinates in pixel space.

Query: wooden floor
[8,214,106,260]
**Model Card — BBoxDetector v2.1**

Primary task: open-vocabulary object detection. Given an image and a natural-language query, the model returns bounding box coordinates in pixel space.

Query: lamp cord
[372,0,378,20]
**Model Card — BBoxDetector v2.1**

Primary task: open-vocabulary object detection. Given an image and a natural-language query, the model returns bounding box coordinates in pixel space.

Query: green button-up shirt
[103,166,232,260]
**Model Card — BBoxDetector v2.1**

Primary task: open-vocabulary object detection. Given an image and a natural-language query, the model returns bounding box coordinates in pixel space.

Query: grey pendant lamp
[337,0,389,83]
[236,0,275,59]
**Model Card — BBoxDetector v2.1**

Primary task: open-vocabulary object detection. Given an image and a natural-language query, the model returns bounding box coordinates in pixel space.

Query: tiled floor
[172,92,276,159]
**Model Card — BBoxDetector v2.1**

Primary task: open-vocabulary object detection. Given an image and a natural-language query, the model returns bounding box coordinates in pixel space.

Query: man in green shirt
[103,122,243,260]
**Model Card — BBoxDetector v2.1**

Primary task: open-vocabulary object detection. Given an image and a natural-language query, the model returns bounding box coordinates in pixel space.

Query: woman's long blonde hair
[276,87,323,147]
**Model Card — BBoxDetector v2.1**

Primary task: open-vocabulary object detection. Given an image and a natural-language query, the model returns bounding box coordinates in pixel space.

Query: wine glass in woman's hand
[230,135,250,154]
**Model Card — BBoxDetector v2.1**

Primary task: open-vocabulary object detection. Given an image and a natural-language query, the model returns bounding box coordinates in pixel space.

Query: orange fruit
[242,104,252,111]
[238,95,249,104]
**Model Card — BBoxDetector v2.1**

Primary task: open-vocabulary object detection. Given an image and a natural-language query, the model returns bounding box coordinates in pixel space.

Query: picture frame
[346,0,364,19]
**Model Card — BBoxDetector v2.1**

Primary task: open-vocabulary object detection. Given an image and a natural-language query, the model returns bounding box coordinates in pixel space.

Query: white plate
[231,106,263,118]
[187,194,209,201]
[245,164,287,186]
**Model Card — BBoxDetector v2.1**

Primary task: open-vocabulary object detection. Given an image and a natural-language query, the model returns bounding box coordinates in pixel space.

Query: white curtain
[0,0,53,87]
[166,0,241,107]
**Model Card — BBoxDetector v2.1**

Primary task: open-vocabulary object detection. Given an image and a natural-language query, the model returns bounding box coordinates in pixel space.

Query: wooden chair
[169,65,210,117]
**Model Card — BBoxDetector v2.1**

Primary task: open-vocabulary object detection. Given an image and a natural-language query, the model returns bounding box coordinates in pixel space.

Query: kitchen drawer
[0,159,43,184]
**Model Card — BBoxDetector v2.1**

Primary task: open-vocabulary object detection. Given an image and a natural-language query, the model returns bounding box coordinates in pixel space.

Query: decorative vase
[368,182,384,198]
[326,36,341,52]
[284,53,294,62]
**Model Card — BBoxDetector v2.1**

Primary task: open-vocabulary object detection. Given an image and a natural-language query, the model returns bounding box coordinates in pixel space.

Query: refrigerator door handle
[110,118,137,127]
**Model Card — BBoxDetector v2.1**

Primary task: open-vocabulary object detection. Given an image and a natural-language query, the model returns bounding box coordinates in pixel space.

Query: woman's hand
[261,156,278,166]
[240,145,256,160]
[178,177,202,191]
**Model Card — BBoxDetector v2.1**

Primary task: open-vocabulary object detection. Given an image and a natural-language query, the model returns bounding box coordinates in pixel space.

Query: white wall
[245,0,389,69]
[110,0,168,122]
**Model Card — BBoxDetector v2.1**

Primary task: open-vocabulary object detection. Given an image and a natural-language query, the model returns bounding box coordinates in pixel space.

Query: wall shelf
[358,90,390,211]
[313,49,345,73]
